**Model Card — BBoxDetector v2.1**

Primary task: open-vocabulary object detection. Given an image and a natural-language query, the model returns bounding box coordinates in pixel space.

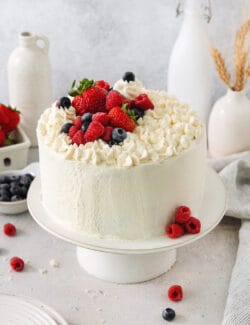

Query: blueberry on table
[60,122,73,134]
[162,308,176,321]
[59,97,71,109]
[111,128,127,143]
[122,71,135,82]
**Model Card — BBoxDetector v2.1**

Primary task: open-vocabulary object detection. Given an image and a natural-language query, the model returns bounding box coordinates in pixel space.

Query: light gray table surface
[0,148,240,325]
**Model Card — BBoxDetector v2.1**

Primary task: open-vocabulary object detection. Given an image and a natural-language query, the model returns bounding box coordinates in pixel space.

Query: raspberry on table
[10,256,25,272]
[3,223,16,236]
[168,285,183,302]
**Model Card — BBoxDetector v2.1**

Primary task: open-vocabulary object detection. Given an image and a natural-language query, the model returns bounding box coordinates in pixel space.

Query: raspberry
[175,206,191,224]
[68,125,80,138]
[106,90,124,111]
[108,106,136,132]
[166,223,184,239]
[168,285,183,302]
[72,130,85,145]
[102,126,113,142]
[3,223,16,236]
[84,121,104,143]
[134,93,154,110]
[10,256,24,272]
[73,116,82,128]
[96,80,110,91]
[92,112,110,126]
[71,95,86,115]
[185,217,201,234]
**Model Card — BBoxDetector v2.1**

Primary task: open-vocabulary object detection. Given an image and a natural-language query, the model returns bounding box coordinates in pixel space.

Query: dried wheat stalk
[211,48,231,88]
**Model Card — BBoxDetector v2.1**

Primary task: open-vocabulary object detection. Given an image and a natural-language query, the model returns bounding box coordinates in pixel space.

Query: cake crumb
[39,268,48,274]
[49,259,60,268]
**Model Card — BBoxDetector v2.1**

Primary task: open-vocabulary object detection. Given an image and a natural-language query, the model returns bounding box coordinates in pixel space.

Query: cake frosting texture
[37,79,206,240]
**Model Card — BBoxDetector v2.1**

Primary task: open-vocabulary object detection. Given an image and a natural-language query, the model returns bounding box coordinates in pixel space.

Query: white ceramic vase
[208,88,250,157]
[8,32,52,147]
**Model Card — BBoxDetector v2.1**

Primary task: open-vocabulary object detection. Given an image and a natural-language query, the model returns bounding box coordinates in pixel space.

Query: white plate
[0,294,68,325]
[27,166,226,254]
[0,162,39,214]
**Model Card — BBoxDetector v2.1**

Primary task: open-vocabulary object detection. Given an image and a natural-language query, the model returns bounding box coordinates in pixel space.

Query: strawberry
[6,109,20,132]
[0,129,5,147]
[81,86,107,113]
[92,112,110,126]
[10,256,24,272]
[96,80,110,91]
[175,206,191,224]
[71,95,86,115]
[134,93,154,110]
[84,121,104,143]
[102,126,113,142]
[0,104,10,125]
[108,107,136,132]
[3,223,16,236]
[106,90,124,111]
[165,223,184,239]
[71,130,85,145]
[168,285,183,302]
[68,125,80,138]
[185,217,201,234]
[73,116,82,128]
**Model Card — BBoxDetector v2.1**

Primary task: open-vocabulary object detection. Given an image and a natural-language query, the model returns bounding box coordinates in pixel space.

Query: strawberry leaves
[68,79,96,97]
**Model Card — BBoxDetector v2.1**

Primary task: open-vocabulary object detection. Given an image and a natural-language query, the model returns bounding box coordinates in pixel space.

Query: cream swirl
[37,88,204,168]
[113,79,145,99]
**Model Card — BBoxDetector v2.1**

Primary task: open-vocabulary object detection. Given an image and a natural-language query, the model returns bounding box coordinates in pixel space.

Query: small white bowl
[0,163,38,214]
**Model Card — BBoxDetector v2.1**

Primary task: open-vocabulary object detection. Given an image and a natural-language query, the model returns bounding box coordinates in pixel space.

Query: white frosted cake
[37,73,206,240]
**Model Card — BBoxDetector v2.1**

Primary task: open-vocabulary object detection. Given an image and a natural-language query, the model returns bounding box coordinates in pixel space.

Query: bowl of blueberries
[0,169,35,214]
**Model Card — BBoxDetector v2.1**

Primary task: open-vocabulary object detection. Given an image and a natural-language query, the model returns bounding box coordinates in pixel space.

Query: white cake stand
[27,167,226,284]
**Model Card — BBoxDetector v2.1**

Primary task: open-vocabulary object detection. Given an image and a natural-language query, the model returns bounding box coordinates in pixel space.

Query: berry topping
[185,217,201,234]
[166,223,184,239]
[122,71,135,82]
[92,112,110,126]
[84,121,104,143]
[106,90,124,111]
[81,113,93,123]
[175,206,191,224]
[68,125,80,138]
[10,256,24,272]
[61,122,73,134]
[108,107,136,132]
[102,126,113,142]
[71,130,85,145]
[132,107,145,120]
[112,128,127,144]
[135,93,154,110]
[162,308,176,321]
[59,97,71,109]
[96,80,110,91]
[72,95,86,116]
[73,116,82,128]
[81,122,90,132]
[168,285,183,302]
[3,223,16,236]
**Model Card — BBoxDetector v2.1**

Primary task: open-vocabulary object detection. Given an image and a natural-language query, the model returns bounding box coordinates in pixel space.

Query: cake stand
[27,167,226,284]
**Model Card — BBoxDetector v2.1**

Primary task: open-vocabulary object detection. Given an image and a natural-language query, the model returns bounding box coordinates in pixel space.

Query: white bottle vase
[167,0,213,124]
[8,32,52,147]
[208,89,250,157]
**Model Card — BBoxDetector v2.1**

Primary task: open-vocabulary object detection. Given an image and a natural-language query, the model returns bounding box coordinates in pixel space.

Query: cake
[37,73,206,240]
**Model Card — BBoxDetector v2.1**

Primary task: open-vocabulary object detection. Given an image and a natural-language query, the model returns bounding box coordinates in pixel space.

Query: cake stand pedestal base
[76,247,176,284]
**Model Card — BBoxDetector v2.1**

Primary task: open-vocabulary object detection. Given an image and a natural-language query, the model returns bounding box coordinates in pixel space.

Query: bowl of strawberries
[0,103,30,171]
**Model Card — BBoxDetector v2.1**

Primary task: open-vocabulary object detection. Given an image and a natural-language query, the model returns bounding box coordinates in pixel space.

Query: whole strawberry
[135,93,154,110]
[106,90,124,111]
[108,107,136,132]
[96,80,110,91]
[84,121,104,143]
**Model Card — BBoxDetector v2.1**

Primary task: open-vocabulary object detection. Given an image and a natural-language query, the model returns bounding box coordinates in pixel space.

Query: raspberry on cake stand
[27,166,226,284]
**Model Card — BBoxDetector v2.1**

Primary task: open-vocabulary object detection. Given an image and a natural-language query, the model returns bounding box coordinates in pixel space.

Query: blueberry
[10,175,20,182]
[59,97,71,109]
[132,107,144,120]
[0,183,10,190]
[0,192,10,201]
[60,122,73,134]
[81,121,90,132]
[11,195,23,201]
[20,175,31,187]
[111,128,127,143]
[122,72,135,82]
[24,173,34,182]
[20,186,28,198]
[0,175,8,184]
[81,113,93,123]
[10,185,22,196]
[162,308,175,321]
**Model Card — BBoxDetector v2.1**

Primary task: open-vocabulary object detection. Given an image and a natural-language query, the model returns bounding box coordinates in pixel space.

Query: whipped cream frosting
[37,82,203,168]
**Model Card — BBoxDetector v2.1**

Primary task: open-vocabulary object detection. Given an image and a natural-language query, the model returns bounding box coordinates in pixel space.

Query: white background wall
[0,0,249,104]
